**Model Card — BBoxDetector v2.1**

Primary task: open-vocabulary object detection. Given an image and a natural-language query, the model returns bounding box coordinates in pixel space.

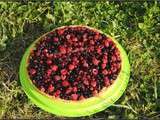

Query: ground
[0,1,160,119]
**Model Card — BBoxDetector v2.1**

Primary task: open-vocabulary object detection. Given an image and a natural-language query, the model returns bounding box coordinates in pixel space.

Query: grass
[0,1,160,119]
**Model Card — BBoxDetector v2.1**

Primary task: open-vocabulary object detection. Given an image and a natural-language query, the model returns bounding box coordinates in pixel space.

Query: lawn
[0,1,160,119]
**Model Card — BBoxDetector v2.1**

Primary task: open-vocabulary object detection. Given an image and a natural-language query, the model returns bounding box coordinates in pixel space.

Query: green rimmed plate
[19,25,130,117]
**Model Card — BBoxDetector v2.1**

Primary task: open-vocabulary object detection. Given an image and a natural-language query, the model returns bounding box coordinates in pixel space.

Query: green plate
[19,25,130,117]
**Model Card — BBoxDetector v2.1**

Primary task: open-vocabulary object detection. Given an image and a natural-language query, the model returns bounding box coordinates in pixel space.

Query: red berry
[58,29,64,35]
[88,46,94,52]
[53,37,58,42]
[101,63,106,69]
[102,58,108,64]
[92,69,98,75]
[68,64,75,70]
[47,69,52,76]
[61,69,68,75]
[48,53,54,59]
[83,62,89,68]
[102,69,108,75]
[73,81,78,86]
[51,65,58,71]
[90,40,95,45]
[47,59,52,65]
[84,80,89,86]
[72,87,77,92]
[54,90,61,97]
[43,49,48,53]
[111,66,117,73]
[91,81,97,87]
[66,34,71,39]
[62,81,70,87]
[36,51,40,56]
[66,87,72,94]
[94,34,99,40]
[67,47,72,53]
[61,75,66,80]
[92,58,100,66]
[72,56,78,62]
[54,75,61,81]
[104,40,109,47]
[83,33,87,39]
[90,87,94,91]
[40,87,45,92]
[96,47,101,54]
[72,37,78,42]
[71,94,78,100]
[48,84,54,92]
[104,77,110,86]
[59,46,66,54]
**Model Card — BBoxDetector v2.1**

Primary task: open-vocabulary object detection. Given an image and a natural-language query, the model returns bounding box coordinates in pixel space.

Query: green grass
[0,1,160,119]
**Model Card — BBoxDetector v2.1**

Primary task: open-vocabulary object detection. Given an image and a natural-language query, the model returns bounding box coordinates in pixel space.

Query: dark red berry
[47,59,52,65]
[30,69,36,75]
[53,37,58,42]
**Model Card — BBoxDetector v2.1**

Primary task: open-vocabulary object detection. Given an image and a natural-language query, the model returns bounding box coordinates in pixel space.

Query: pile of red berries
[27,26,121,101]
